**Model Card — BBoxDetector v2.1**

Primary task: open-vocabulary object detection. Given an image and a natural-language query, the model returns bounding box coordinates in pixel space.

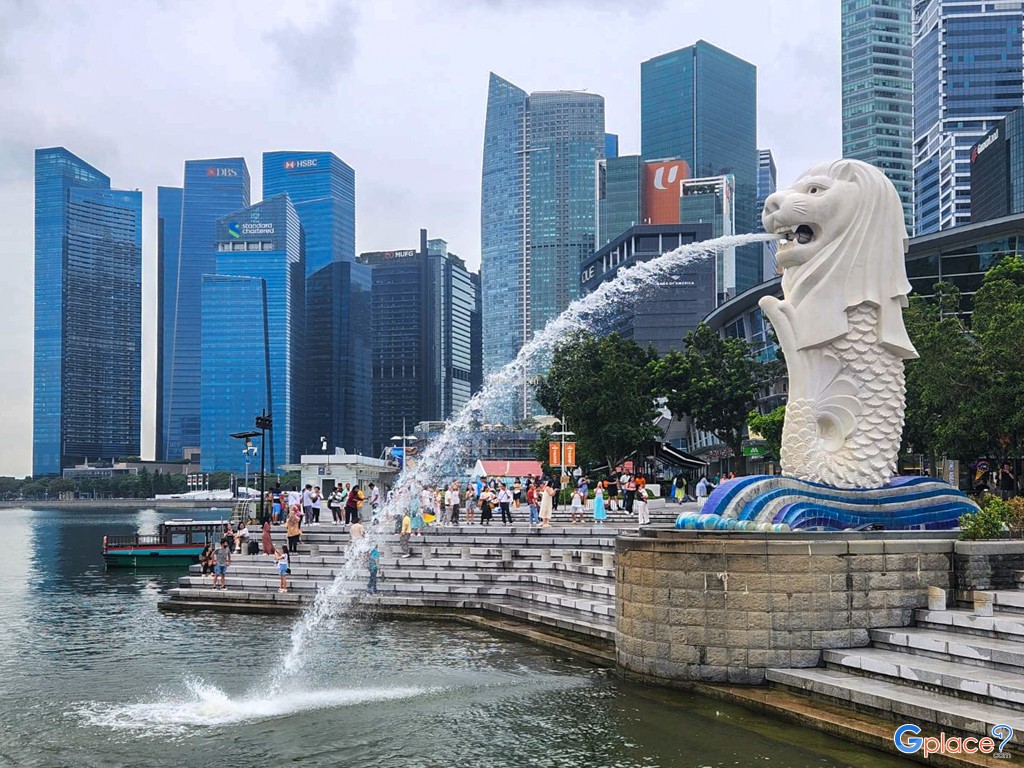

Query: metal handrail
[105,534,164,547]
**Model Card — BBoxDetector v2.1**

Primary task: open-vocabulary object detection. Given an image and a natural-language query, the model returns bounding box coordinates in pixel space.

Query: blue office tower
[605,133,619,159]
[305,261,372,456]
[201,195,304,473]
[33,148,142,475]
[164,158,249,462]
[156,186,182,461]
[641,41,759,294]
[481,73,605,396]
[262,151,355,274]
[913,0,1024,234]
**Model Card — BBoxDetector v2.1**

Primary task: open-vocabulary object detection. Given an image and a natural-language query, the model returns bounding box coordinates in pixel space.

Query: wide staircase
[162,519,645,661]
[766,575,1024,750]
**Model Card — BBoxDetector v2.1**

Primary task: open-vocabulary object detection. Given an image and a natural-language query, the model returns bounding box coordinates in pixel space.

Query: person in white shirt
[497,483,513,524]
[301,485,314,524]
[444,483,461,526]
[635,484,650,526]
[369,483,380,512]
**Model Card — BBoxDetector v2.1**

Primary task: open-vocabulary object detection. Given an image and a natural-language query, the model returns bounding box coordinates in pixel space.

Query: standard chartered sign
[241,222,274,235]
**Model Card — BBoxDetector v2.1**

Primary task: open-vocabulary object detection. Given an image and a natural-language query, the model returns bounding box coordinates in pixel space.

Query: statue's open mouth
[777,225,815,245]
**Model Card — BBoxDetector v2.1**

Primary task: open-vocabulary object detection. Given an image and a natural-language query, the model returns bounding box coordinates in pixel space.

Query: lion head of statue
[761,159,917,359]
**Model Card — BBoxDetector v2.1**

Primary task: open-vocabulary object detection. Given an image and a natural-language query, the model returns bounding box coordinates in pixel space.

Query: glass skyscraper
[201,194,304,473]
[156,186,182,460]
[262,151,356,274]
[756,149,778,278]
[360,230,482,457]
[164,158,250,462]
[970,107,1024,222]
[305,260,372,456]
[598,155,644,246]
[842,0,914,232]
[480,73,605,385]
[913,0,1024,234]
[33,148,142,475]
[641,41,759,293]
[262,150,368,456]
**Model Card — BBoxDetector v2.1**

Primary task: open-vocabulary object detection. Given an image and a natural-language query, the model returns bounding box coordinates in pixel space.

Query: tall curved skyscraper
[480,73,604,417]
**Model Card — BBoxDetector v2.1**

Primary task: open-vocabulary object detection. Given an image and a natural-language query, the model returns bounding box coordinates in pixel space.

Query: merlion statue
[759,159,917,489]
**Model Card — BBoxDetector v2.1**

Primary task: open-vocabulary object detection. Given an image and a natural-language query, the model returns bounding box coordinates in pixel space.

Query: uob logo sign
[652,163,684,190]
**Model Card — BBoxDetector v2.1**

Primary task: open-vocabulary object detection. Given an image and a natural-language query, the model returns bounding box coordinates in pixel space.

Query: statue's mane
[781,159,917,359]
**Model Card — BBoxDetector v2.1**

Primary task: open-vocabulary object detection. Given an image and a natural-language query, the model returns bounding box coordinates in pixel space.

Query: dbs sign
[644,160,690,225]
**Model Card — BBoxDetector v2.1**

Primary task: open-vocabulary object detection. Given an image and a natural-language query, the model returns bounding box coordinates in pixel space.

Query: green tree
[534,331,662,472]
[902,282,977,469]
[47,478,77,496]
[748,405,785,461]
[651,323,763,475]
[903,258,1024,466]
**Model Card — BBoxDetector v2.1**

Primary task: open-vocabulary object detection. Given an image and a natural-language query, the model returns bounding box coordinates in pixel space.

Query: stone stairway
[163,524,624,653]
[766,574,1024,750]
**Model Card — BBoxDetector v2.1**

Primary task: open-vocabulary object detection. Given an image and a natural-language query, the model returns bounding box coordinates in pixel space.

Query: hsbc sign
[283,158,319,170]
[207,167,239,177]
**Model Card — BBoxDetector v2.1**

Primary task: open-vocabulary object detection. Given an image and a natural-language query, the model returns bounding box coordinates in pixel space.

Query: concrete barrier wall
[615,531,955,685]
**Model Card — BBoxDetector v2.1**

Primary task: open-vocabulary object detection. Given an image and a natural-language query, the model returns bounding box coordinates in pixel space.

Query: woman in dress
[463,484,477,525]
[480,487,494,526]
[592,482,607,524]
[538,482,554,528]
[261,520,275,555]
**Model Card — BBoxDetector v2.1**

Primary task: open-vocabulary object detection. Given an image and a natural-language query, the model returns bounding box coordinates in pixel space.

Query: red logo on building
[207,167,216,177]
[283,160,296,169]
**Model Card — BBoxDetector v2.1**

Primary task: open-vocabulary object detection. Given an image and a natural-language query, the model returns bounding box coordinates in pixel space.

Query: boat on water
[102,519,227,567]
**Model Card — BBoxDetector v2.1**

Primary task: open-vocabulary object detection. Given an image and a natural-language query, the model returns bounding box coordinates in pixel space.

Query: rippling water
[0,507,911,768]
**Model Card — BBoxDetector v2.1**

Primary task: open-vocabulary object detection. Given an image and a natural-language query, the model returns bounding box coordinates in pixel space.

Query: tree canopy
[651,323,764,474]
[903,255,1024,466]
[534,331,662,472]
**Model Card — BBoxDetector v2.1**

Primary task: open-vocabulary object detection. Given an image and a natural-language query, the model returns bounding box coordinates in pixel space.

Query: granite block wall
[615,532,955,685]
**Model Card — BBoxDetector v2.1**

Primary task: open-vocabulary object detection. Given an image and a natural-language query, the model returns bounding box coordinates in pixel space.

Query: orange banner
[548,442,561,467]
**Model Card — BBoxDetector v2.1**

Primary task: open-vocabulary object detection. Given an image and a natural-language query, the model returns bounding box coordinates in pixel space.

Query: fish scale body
[780,303,904,488]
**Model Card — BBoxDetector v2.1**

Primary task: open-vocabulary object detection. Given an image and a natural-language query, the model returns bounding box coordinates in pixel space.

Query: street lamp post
[254,410,273,522]
[231,429,262,516]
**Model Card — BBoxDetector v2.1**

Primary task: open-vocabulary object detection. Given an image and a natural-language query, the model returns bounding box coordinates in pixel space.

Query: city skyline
[1,1,843,476]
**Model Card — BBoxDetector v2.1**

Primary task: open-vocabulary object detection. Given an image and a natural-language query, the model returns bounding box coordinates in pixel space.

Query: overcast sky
[0,0,841,477]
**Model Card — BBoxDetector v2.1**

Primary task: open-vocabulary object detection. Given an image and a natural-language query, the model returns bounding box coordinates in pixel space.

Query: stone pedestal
[616,529,955,685]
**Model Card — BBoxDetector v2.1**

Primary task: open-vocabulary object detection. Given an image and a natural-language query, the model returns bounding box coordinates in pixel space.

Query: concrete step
[165,587,615,641]
[823,646,1024,711]
[871,626,1024,673]
[766,667,1024,746]
[191,558,614,580]
[178,574,615,616]
[915,608,1024,641]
